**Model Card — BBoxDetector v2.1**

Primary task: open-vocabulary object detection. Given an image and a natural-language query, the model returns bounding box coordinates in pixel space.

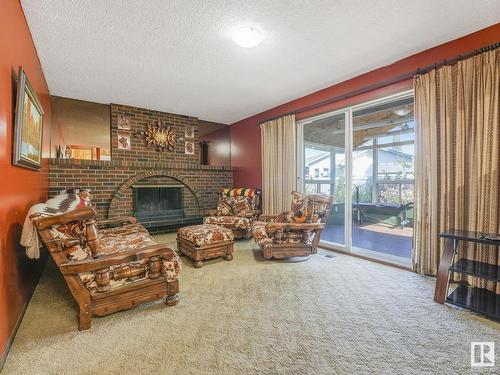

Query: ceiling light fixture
[232,26,263,48]
[394,106,412,116]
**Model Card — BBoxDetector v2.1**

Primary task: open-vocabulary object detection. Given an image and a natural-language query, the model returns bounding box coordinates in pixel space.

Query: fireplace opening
[133,185,184,221]
[132,183,202,230]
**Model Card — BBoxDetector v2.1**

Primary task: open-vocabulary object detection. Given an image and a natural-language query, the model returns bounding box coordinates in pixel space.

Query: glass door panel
[303,112,346,246]
[351,97,415,260]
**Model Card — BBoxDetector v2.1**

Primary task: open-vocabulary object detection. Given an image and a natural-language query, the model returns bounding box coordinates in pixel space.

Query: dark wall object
[200,141,209,165]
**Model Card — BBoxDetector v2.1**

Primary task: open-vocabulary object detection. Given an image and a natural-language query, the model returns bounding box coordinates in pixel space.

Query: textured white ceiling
[21,0,499,124]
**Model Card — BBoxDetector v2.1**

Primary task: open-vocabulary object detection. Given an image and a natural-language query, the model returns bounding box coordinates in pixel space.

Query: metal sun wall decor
[137,120,177,152]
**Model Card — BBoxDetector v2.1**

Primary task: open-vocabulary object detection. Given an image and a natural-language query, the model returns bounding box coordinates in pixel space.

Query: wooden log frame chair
[33,206,181,330]
[203,188,261,239]
[252,191,334,259]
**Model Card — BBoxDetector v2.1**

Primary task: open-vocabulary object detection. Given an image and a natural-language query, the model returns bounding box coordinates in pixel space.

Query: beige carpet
[3,234,499,374]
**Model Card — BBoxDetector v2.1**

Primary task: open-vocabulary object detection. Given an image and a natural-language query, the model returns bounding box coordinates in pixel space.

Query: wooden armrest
[33,207,97,230]
[266,222,325,231]
[59,244,176,274]
[97,216,137,227]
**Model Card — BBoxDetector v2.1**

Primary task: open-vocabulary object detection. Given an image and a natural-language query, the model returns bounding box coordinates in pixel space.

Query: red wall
[230,23,500,189]
[0,0,51,364]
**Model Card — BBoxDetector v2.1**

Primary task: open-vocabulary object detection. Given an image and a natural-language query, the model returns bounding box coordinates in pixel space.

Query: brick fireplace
[48,103,233,229]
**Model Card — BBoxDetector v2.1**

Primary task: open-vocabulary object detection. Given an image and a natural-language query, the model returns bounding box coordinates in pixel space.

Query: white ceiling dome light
[394,106,412,116]
[232,26,263,48]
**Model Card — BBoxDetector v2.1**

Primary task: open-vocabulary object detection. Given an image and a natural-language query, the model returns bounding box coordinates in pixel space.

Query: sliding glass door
[298,91,414,266]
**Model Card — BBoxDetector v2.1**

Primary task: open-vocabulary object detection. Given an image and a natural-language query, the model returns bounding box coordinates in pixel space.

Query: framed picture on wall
[117,114,131,130]
[185,141,194,155]
[185,124,195,138]
[13,67,44,170]
[117,131,131,150]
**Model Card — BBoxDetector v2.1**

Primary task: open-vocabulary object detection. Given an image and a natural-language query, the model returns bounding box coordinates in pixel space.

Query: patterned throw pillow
[290,191,308,217]
[217,201,233,216]
[231,196,252,216]
[305,194,331,223]
[276,211,295,223]
[248,194,259,210]
[309,201,329,223]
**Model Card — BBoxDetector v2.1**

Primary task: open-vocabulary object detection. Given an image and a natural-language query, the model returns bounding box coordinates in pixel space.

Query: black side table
[434,230,499,321]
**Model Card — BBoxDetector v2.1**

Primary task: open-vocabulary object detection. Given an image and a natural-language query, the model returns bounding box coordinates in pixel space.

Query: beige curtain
[413,49,499,292]
[260,114,297,214]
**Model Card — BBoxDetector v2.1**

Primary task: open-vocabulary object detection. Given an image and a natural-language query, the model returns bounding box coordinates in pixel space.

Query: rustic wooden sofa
[203,188,261,239]
[252,191,333,259]
[33,206,181,330]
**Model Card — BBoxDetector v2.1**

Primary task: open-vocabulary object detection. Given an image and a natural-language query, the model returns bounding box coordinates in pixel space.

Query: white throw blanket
[20,190,91,259]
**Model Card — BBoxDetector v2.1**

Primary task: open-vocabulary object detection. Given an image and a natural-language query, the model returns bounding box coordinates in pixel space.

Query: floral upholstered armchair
[252,191,333,259]
[203,188,261,239]
[24,192,181,330]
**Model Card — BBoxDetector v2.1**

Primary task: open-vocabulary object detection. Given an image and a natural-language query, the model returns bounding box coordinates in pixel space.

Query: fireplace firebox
[134,184,184,220]
[130,181,203,231]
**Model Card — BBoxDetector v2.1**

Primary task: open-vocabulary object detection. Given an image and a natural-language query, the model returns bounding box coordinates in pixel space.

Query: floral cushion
[307,199,330,223]
[216,201,233,216]
[248,195,258,211]
[284,192,331,223]
[272,211,290,223]
[177,224,234,247]
[290,191,309,218]
[203,216,252,231]
[230,196,253,216]
[252,221,272,247]
[51,221,87,241]
[219,195,253,215]
[220,188,259,210]
[50,223,181,294]
[98,224,157,254]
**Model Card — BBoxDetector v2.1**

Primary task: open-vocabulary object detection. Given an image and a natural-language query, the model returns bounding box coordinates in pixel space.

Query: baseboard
[0,255,48,372]
[319,243,412,271]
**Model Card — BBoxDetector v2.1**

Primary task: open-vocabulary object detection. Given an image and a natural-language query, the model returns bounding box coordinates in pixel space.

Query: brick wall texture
[48,104,233,220]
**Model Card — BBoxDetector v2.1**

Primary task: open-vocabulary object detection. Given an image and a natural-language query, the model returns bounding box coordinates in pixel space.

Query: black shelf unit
[449,259,500,283]
[436,231,500,321]
[446,284,500,321]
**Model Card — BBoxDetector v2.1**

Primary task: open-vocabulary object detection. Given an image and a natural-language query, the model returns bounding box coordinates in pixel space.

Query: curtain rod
[259,41,500,124]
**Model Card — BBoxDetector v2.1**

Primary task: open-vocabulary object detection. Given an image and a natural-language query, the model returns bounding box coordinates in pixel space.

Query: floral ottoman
[177,224,234,268]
